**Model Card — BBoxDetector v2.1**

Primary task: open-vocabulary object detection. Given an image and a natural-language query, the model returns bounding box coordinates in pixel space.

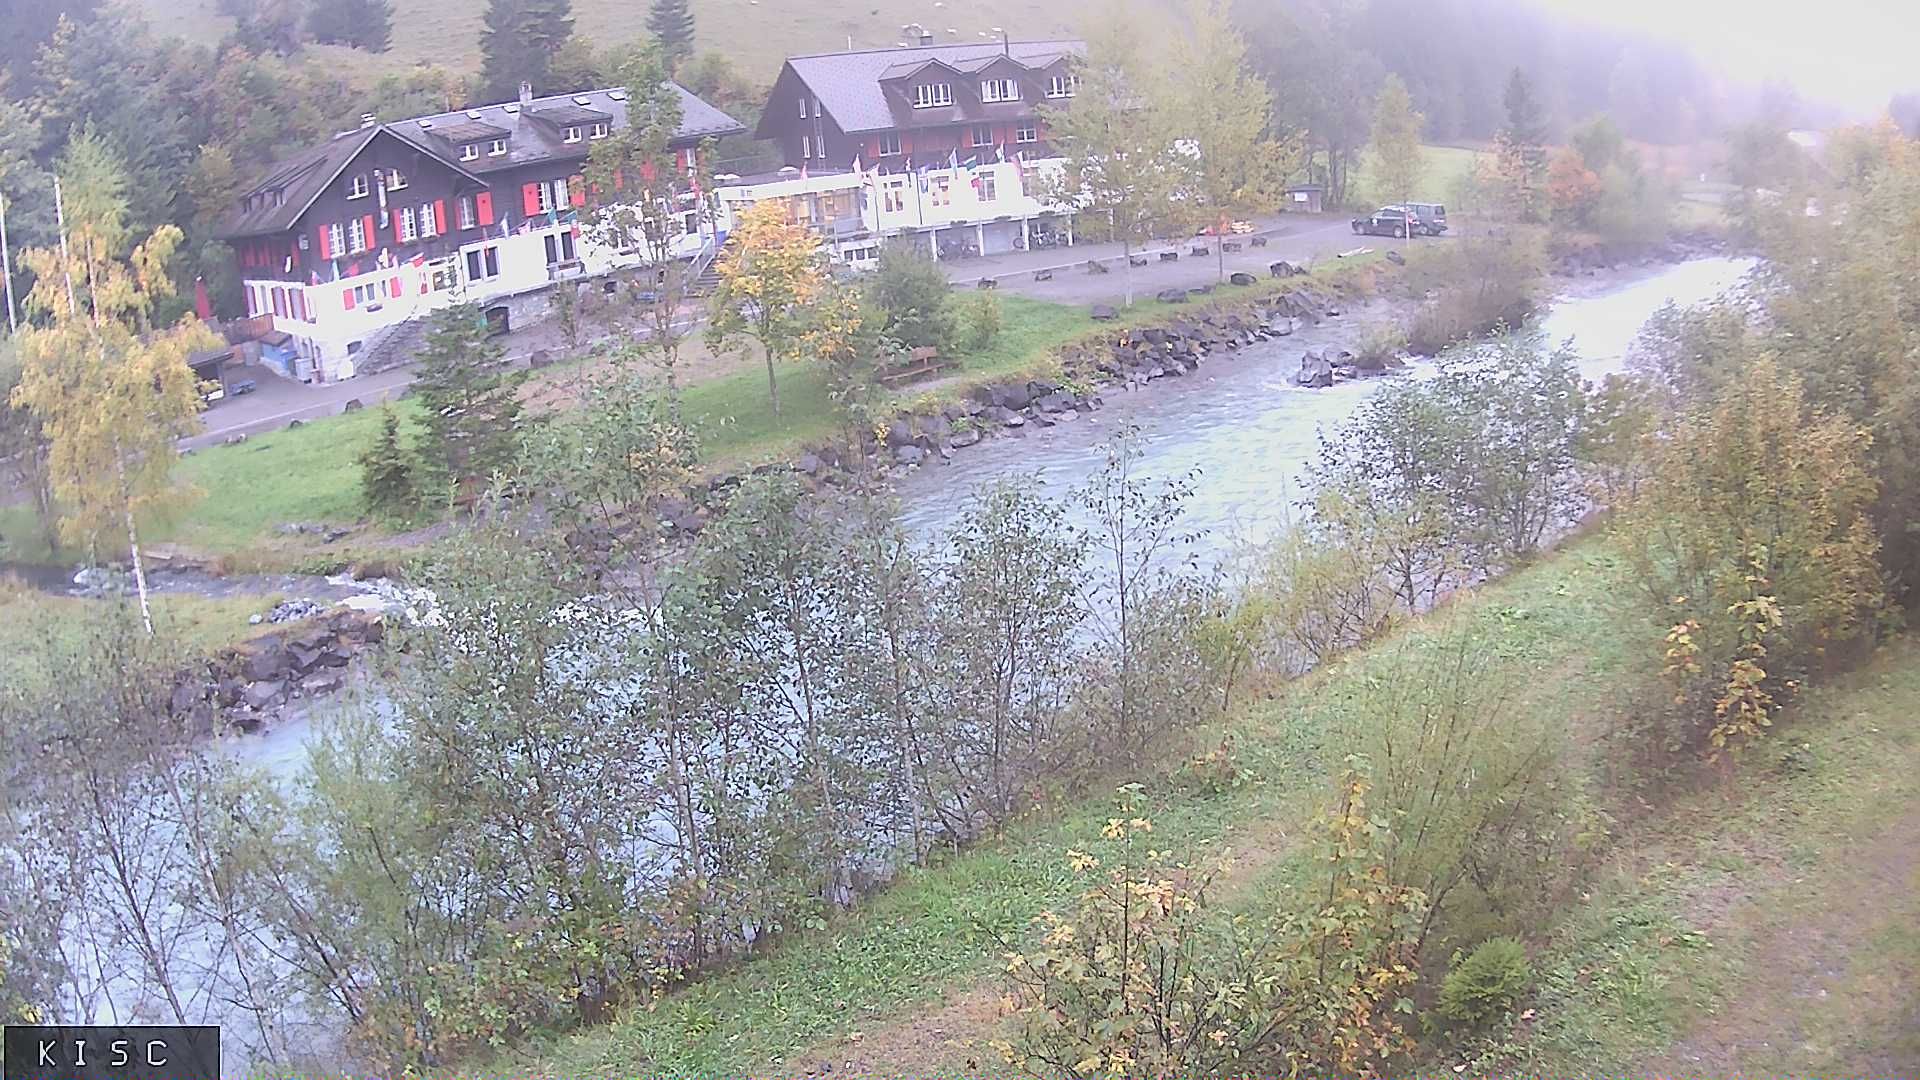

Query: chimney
[359,113,377,129]
[519,81,534,108]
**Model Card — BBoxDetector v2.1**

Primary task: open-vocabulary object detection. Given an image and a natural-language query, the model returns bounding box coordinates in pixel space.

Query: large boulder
[240,641,289,683]
[894,444,928,466]
[950,427,982,449]
[1034,390,1077,414]
[243,680,285,710]
[1229,271,1258,286]
[989,382,1032,410]
[1155,288,1188,304]
[1295,351,1334,388]
[885,419,916,448]
[1090,304,1119,321]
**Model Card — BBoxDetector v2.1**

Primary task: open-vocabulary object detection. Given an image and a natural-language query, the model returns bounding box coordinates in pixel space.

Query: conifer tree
[308,0,395,53]
[358,406,415,518]
[479,0,576,100]
[647,0,695,68]
[408,304,524,503]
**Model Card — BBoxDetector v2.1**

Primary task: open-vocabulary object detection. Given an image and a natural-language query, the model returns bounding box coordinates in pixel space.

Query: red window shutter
[343,288,355,310]
[420,278,430,295]
[316,225,332,260]
[435,200,447,235]
[612,168,625,191]
[394,215,406,245]
[569,175,586,208]
[476,192,495,226]
[639,161,657,182]
[390,275,402,298]
[361,215,375,251]
[522,183,541,216]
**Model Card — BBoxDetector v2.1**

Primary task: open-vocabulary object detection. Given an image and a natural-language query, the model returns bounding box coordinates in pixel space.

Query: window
[970,124,994,148]
[1015,123,1038,144]
[420,202,438,237]
[801,134,813,159]
[563,125,582,143]
[1047,74,1078,98]
[911,82,952,109]
[877,132,902,156]
[543,230,578,265]
[980,78,1020,103]
[929,175,951,207]
[978,173,997,202]
[798,96,809,118]
[385,169,408,191]
[397,206,418,243]
[460,143,481,161]
[465,245,501,281]
[430,261,458,292]
[535,181,553,214]
[352,281,383,306]
[457,196,477,230]
[589,122,609,139]
[326,223,345,257]
[346,173,369,199]
[347,216,368,254]
[489,138,509,156]
[882,179,906,213]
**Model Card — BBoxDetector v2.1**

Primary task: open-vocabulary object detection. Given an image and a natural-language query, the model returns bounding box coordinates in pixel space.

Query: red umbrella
[193,276,213,320]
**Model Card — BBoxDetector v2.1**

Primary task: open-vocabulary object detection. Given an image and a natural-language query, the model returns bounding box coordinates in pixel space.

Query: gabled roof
[763,40,1085,136]
[219,82,745,239]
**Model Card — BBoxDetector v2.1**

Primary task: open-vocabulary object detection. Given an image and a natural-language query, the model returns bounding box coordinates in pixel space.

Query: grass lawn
[1349,143,1484,208]
[132,0,1104,86]
[0,584,281,694]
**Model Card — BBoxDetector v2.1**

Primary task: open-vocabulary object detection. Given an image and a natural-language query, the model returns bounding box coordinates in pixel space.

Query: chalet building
[217,82,744,382]
[723,38,1086,261]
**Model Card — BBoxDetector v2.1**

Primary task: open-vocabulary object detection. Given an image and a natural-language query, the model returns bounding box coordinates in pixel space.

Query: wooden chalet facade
[217,81,743,382]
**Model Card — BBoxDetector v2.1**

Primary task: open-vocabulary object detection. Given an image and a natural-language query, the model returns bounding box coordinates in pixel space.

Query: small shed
[1283,184,1326,214]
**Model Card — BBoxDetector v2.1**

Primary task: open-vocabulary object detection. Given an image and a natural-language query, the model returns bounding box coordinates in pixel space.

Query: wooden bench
[1128,254,1150,267]
[976,277,998,289]
[1190,243,1211,256]
[1033,268,1054,282]
[1221,240,1243,253]
[878,347,951,388]
[1249,235,1270,247]
[1159,251,1179,262]
[1085,259,1110,274]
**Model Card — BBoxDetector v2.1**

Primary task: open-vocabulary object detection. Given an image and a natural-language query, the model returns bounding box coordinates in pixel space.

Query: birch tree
[10,138,216,633]
[706,200,822,415]
[1369,73,1426,209]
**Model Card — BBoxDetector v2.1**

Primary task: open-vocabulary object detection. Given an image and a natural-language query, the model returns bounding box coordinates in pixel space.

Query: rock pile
[169,609,387,732]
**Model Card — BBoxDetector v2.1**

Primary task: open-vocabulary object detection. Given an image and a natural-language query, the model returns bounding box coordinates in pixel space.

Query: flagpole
[0,191,17,334]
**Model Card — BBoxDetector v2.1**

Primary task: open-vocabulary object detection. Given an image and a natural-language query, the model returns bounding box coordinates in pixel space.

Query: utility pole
[0,191,17,334]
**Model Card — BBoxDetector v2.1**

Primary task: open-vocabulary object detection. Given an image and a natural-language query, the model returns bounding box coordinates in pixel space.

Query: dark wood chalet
[217,81,745,293]
[753,40,1084,172]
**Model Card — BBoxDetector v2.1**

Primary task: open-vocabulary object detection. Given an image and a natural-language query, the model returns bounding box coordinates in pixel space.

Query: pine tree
[358,406,416,518]
[479,0,577,101]
[409,304,525,503]
[647,0,695,68]
[308,0,395,53]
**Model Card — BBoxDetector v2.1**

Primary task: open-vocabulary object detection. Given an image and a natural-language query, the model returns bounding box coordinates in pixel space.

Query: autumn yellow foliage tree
[706,199,823,415]
[1618,357,1885,755]
[8,138,218,633]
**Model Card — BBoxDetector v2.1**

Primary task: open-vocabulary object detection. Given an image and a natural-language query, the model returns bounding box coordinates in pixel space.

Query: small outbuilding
[1283,184,1326,214]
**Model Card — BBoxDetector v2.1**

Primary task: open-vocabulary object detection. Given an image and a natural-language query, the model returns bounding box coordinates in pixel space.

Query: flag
[310,271,321,286]
[852,154,864,179]
[947,147,959,170]
[799,161,809,181]
[995,143,1006,164]
[410,254,426,268]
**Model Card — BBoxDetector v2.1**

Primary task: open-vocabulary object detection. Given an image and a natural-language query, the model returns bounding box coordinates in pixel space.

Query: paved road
[186,213,1425,448]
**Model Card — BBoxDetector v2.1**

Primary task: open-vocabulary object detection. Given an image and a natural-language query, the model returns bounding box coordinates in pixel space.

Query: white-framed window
[326,222,345,257]
[798,96,809,117]
[347,216,368,253]
[1015,123,1038,144]
[971,124,993,147]
[978,173,997,202]
[882,179,906,213]
[489,138,509,156]
[589,122,609,139]
[980,78,1020,103]
[929,175,951,207]
[543,229,578,265]
[877,132,902,156]
[460,143,481,161]
[385,169,408,191]
[457,196,477,230]
[912,82,952,109]
[1047,74,1078,98]
[430,259,458,291]
[351,281,385,306]
[465,245,501,281]
[420,201,438,237]
[397,206,418,242]
[346,173,369,199]
[563,125,582,143]
[801,134,813,158]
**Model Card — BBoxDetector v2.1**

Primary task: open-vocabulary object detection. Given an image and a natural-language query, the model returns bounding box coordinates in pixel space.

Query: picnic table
[878,347,950,388]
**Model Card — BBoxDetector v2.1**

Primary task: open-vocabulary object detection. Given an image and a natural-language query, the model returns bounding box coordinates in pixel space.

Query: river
[893,256,1757,561]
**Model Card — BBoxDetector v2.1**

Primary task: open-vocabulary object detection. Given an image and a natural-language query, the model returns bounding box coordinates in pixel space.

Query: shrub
[1405,227,1544,354]
[959,291,1002,352]
[866,241,957,353]
[1438,936,1532,1025]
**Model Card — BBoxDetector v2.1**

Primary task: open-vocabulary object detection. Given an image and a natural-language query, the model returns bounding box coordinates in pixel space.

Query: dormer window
[1048,74,1078,98]
[460,143,480,161]
[980,78,1020,103]
[912,82,953,109]
[385,169,407,191]
[589,122,609,139]
[346,173,369,199]
[489,138,509,156]
[564,125,582,143]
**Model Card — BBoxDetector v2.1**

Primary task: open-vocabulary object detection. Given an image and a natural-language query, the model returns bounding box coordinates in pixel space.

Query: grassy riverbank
[0,262,1383,568]
[467,530,1919,1079]
[0,583,280,694]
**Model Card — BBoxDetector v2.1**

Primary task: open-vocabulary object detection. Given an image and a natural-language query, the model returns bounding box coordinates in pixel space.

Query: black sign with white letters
[3,1026,219,1080]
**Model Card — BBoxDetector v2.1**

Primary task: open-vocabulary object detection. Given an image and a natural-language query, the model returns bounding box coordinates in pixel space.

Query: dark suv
[1402,202,1448,235]
[1351,207,1419,238]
